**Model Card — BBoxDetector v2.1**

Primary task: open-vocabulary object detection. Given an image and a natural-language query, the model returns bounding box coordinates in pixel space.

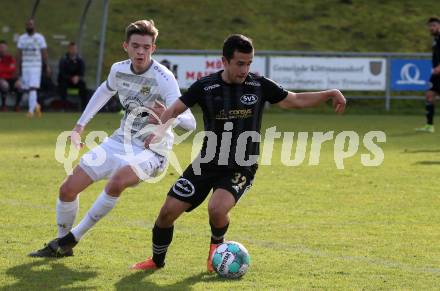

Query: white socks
[28,90,37,113]
[56,198,79,238]
[71,191,118,241]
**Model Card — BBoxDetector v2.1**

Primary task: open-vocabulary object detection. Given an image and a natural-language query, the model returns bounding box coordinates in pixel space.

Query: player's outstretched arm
[70,81,116,149]
[144,99,188,148]
[153,100,195,131]
[276,89,346,114]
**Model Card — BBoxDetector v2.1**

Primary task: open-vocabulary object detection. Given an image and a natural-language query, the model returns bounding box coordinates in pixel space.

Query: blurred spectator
[0,40,22,111]
[58,42,88,110]
[16,19,49,117]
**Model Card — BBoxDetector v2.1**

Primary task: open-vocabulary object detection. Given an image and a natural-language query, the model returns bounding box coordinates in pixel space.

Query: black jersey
[180,71,288,171]
[432,35,440,68]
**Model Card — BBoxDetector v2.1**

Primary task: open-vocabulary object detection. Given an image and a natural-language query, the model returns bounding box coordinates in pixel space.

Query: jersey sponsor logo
[172,178,195,197]
[216,109,228,120]
[244,81,261,87]
[203,84,220,91]
[240,94,258,105]
[215,109,253,120]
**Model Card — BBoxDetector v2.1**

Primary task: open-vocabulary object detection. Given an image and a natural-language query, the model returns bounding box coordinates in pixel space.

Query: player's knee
[156,205,179,227]
[59,182,77,200]
[208,203,228,221]
[426,91,435,102]
[0,80,8,92]
[105,176,126,196]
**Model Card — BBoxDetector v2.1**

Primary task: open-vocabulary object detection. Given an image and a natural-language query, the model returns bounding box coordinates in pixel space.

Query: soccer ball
[211,241,250,279]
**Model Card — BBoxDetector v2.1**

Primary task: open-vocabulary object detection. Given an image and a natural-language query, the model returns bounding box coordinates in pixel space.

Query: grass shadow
[387,131,422,138]
[114,270,245,290]
[115,271,209,290]
[414,161,440,165]
[404,149,440,154]
[1,259,98,290]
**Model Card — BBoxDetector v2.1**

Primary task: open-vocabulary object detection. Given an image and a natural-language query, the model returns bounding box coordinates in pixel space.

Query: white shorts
[79,138,166,182]
[21,68,42,90]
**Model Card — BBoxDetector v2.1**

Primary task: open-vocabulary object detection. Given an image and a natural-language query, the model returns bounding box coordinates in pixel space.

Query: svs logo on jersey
[240,94,258,105]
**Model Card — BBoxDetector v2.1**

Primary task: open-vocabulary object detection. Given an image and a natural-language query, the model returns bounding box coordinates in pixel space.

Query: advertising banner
[154,55,266,89]
[391,59,431,91]
[269,57,386,91]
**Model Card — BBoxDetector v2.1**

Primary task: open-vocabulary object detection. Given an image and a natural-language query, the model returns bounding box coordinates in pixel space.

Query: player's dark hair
[68,41,76,46]
[0,40,6,45]
[223,34,253,61]
[125,19,159,43]
[427,16,440,24]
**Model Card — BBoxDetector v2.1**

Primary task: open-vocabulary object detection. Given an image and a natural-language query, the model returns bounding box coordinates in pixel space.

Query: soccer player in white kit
[29,19,196,257]
[16,19,48,117]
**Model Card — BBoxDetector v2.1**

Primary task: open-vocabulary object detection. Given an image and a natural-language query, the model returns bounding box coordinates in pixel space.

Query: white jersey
[108,59,183,153]
[17,32,47,70]
[77,58,195,156]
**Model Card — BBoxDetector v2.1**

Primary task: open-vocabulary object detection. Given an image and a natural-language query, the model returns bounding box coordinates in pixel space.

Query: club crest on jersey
[240,94,258,105]
[140,86,151,95]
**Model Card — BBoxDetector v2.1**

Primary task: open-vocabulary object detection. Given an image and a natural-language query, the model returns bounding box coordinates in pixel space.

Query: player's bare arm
[276,89,346,114]
[144,99,188,148]
[42,48,50,75]
[70,124,85,149]
[147,100,167,124]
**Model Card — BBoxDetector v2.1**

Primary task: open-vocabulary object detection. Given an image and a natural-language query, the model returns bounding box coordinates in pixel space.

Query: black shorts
[0,78,19,93]
[167,164,255,212]
[429,74,440,94]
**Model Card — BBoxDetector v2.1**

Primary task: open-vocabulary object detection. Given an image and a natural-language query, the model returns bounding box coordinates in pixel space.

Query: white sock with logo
[71,191,118,241]
[56,198,79,238]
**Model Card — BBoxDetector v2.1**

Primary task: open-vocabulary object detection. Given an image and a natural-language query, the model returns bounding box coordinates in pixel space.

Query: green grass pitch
[1,109,440,289]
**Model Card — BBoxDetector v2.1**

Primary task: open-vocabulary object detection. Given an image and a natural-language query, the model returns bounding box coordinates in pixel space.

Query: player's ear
[151,43,156,54]
[221,56,228,67]
[122,41,128,52]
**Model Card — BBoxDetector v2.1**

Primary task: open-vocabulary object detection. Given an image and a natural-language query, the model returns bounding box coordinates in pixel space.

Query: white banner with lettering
[154,55,266,89]
[270,57,386,91]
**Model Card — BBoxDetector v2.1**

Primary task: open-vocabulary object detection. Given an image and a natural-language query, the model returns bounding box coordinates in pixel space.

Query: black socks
[152,224,174,267]
[426,102,435,125]
[210,221,229,244]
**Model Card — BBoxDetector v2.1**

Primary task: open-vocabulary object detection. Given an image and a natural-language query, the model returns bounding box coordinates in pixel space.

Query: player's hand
[147,100,166,124]
[144,132,165,149]
[144,133,156,149]
[329,89,346,114]
[45,65,51,77]
[70,124,85,149]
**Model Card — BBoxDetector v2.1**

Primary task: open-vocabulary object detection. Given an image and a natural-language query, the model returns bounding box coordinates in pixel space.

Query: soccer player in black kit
[416,17,440,133]
[131,34,346,271]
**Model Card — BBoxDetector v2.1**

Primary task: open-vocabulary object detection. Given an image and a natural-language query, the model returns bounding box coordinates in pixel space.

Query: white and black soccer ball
[211,241,250,279]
